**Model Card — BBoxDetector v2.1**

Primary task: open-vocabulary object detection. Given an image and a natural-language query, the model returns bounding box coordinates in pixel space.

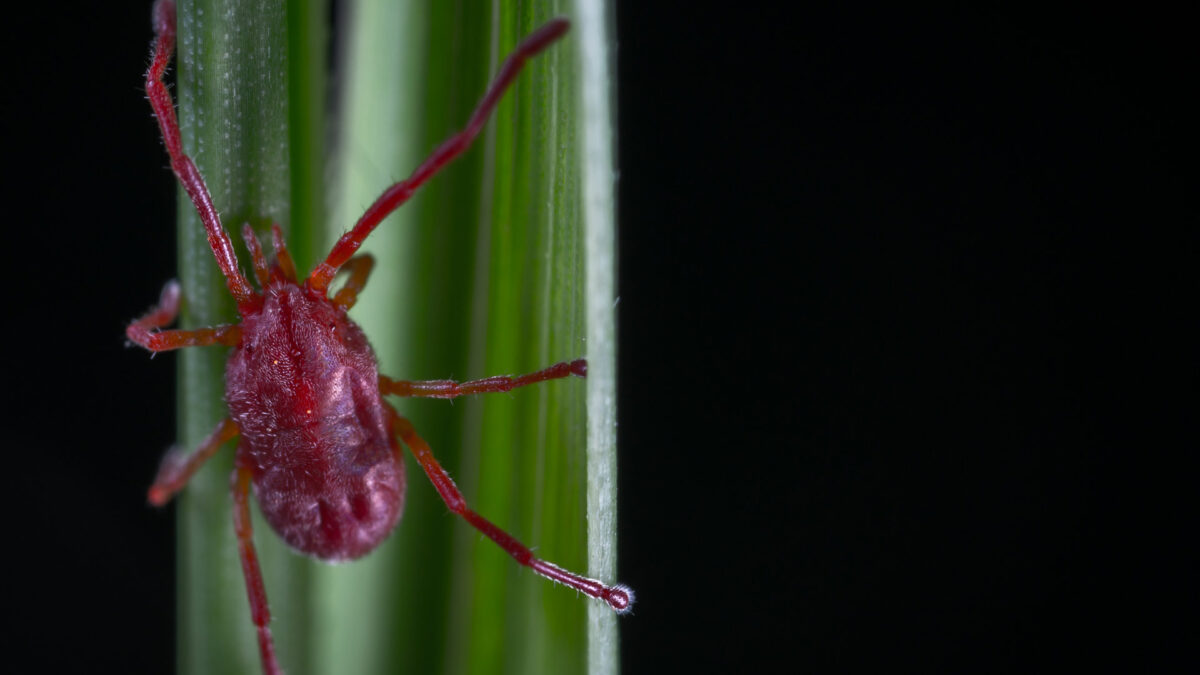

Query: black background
[2,2,1190,672]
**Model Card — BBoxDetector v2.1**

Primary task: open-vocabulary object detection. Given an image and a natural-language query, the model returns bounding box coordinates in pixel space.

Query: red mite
[129,1,632,672]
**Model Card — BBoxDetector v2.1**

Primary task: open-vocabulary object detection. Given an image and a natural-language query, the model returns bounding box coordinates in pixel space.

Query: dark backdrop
[2,2,1188,672]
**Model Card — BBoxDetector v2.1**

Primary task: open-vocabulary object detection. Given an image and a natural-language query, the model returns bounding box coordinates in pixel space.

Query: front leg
[330,255,376,309]
[126,280,242,352]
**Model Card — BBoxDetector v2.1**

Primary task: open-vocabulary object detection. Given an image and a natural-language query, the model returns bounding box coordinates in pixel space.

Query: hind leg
[231,462,282,675]
[387,404,633,613]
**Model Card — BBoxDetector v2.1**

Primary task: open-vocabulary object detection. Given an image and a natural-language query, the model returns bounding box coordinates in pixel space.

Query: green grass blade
[575,0,622,672]
[174,1,325,673]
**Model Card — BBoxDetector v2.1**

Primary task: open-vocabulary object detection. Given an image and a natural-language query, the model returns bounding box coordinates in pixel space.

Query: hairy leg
[308,18,571,293]
[380,359,585,398]
[269,223,298,284]
[146,0,257,313]
[331,255,376,310]
[147,417,239,506]
[241,225,270,288]
[232,463,282,675]
[127,280,242,352]
[388,404,633,613]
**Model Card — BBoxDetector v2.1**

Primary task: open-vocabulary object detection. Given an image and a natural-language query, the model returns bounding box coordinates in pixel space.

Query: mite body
[129,2,631,673]
[227,282,403,562]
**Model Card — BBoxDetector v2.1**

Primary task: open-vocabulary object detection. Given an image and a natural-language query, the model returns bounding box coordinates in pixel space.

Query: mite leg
[241,225,270,288]
[380,359,586,399]
[387,405,633,613]
[126,280,242,352]
[147,417,239,506]
[128,279,181,333]
[232,463,283,675]
[269,223,298,283]
[308,18,571,293]
[331,255,376,310]
[146,0,257,313]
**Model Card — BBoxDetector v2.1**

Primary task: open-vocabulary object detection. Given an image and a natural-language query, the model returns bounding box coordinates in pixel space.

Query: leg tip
[152,0,176,38]
[126,324,151,349]
[605,584,635,614]
[147,485,169,507]
[160,279,182,309]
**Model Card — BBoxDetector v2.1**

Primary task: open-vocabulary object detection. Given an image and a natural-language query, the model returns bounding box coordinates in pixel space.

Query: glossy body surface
[227,283,403,561]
